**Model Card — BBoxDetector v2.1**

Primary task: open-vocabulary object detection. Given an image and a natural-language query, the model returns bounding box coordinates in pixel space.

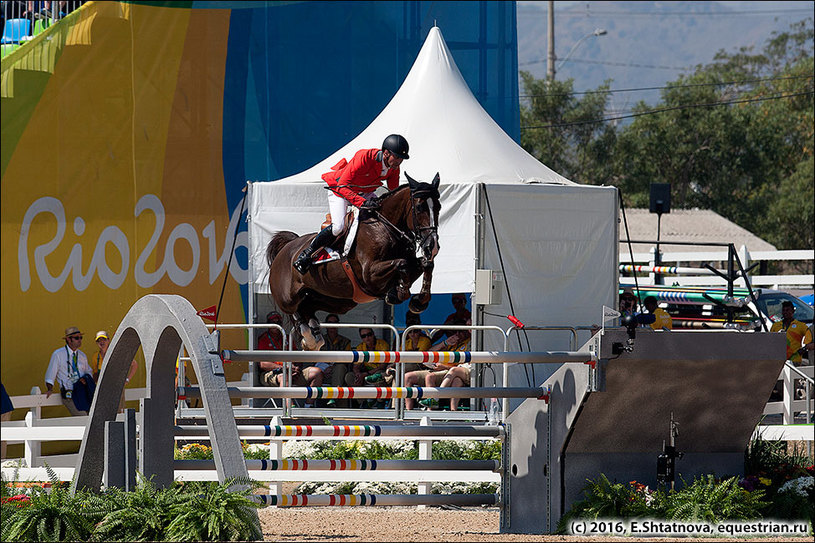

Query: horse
[267,173,441,350]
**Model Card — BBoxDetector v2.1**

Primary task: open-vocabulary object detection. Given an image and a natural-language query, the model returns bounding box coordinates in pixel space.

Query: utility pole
[547,0,555,81]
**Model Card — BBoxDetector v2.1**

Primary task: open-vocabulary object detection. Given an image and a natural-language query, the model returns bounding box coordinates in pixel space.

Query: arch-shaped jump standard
[73,295,248,492]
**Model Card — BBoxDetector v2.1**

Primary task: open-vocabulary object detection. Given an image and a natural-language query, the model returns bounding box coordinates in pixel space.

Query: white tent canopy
[271,26,574,186]
[248,26,618,378]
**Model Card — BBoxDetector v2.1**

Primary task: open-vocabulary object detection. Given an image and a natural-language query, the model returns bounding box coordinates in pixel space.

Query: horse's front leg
[408,261,434,314]
[363,259,412,304]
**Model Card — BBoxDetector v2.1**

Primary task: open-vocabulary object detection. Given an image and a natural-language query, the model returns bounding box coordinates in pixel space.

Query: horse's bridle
[370,190,438,254]
[409,190,439,254]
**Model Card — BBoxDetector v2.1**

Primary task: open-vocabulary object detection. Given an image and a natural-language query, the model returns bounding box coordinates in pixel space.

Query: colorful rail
[176,458,500,471]
[180,386,550,401]
[220,349,594,365]
[253,493,499,507]
[174,424,503,438]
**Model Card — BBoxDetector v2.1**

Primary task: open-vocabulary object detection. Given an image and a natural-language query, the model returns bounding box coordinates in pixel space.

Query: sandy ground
[257,507,809,542]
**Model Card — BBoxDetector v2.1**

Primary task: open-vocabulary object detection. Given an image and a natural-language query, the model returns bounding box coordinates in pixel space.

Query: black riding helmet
[382,134,409,159]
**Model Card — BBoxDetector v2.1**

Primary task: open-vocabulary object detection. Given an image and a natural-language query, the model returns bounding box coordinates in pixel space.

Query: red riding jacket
[322,149,400,207]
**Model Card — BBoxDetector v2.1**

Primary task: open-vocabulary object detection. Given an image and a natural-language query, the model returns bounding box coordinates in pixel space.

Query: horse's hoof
[409,298,428,314]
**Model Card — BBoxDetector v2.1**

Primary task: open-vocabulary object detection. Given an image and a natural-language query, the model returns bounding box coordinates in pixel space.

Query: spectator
[643,296,672,331]
[424,316,472,410]
[1,382,13,459]
[346,327,390,407]
[770,301,813,365]
[258,311,322,406]
[430,293,471,348]
[619,291,637,318]
[257,311,285,386]
[402,312,434,410]
[44,326,94,416]
[320,313,353,407]
[768,300,813,402]
[437,361,472,411]
[91,330,138,413]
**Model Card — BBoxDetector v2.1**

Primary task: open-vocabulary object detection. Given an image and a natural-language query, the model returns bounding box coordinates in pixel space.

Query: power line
[520,90,815,130]
[519,74,815,99]
[520,57,690,70]
[519,7,814,17]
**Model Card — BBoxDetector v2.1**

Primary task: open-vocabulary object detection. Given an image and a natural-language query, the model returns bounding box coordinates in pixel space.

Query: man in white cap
[44,327,93,416]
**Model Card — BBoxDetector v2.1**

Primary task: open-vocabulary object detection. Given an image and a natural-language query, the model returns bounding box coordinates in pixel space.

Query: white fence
[619,246,814,289]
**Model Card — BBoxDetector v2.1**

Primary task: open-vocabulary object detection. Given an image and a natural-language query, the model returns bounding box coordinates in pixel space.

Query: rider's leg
[293,193,346,273]
[293,226,336,274]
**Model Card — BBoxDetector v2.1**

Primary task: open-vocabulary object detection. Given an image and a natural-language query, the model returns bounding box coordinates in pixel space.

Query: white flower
[778,476,814,498]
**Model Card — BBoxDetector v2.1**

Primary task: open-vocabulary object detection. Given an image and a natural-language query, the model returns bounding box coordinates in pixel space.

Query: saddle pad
[313,247,341,264]
[312,206,360,266]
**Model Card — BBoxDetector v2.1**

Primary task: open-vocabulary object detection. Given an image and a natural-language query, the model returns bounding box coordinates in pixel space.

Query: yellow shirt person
[770,302,812,364]
[644,296,673,331]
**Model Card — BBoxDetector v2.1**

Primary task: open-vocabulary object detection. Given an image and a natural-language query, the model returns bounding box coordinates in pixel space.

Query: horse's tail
[267,231,299,268]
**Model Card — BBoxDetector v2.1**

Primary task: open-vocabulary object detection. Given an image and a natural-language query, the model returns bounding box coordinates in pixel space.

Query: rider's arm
[385,166,400,190]
[332,184,366,207]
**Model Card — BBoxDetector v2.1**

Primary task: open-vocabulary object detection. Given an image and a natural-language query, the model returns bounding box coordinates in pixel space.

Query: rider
[293,134,410,274]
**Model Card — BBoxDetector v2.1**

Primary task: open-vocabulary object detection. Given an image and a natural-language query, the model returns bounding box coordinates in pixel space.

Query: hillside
[517,0,814,108]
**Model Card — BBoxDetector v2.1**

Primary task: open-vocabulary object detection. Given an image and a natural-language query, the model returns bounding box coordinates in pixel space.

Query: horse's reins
[369,190,438,251]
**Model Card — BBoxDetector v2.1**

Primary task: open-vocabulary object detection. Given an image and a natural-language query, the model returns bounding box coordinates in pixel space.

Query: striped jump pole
[251,493,499,507]
[176,458,500,471]
[175,424,503,439]
[221,349,594,366]
[619,264,716,275]
[179,386,551,401]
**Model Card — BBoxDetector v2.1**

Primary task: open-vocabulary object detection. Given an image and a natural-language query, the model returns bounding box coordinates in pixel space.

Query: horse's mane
[378,183,411,203]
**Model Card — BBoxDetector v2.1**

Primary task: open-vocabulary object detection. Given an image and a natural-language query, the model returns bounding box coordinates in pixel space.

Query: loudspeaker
[650,183,671,214]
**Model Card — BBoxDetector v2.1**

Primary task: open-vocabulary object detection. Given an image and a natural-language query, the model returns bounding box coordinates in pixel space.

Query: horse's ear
[432,173,440,189]
[405,172,418,190]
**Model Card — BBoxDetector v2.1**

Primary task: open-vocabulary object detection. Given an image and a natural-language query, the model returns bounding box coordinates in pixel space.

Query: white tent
[248,27,618,385]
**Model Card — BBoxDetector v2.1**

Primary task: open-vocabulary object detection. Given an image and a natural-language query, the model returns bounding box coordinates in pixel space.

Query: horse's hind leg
[293,299,325,351]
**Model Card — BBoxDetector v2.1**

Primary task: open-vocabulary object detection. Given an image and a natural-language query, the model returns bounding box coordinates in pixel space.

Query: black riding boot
[293,226,336,274]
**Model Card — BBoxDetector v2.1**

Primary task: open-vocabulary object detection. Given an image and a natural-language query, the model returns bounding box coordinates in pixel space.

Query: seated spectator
[346,327,391,408]
[402,312,433,410]
[320,313,353,407]
[346,327,391,386]
[430,293,471,349]
[258,311,323,406]
[436,362,472,411]
[257,311,285,385]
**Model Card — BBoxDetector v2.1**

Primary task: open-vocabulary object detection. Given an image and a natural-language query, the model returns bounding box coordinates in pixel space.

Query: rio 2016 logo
[18,194,247,292]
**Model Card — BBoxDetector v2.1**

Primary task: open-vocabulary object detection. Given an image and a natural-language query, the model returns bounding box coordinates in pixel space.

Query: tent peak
[268,24,574,186]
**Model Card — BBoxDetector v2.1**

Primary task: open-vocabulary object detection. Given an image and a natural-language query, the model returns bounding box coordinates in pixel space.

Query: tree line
[520,19,814,251]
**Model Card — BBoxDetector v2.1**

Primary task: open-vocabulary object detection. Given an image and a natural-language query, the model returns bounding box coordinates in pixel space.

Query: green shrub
[164,479,262,542]
[666,475,768,522]
[556,475,666,533]
[89,474,186,542]
[1,467,98,542]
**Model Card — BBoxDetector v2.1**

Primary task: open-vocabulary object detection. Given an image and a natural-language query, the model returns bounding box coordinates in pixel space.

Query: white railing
[2,377,249,472]
[619,245,814,289]
[760,363,814,426]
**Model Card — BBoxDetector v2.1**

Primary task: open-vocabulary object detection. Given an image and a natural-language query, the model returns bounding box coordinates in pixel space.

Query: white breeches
[327,190,375,235]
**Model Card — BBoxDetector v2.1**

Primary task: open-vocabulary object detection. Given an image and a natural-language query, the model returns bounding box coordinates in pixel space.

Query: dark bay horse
[267,173,441,350]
